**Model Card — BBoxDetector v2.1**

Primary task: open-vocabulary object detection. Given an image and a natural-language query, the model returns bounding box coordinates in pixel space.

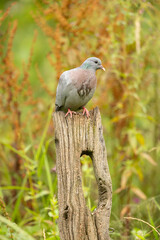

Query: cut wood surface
[53,107,112,240]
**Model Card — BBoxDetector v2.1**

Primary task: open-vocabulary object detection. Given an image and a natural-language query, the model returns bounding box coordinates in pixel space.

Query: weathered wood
[53,107,112,240]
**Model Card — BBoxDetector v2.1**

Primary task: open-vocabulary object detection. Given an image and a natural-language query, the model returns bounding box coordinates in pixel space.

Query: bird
[55,57,105,118]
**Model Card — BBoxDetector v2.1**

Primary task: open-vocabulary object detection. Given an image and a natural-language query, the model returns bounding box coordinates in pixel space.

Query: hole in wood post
[55,138,59,145]
[80,151,98,212]
[63,205,69,220]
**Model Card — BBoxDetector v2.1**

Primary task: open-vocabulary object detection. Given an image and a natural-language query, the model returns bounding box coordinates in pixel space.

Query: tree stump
[53,107,112,240]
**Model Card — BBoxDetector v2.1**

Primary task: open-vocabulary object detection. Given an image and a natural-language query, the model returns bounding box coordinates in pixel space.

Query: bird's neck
[80,63,95,71]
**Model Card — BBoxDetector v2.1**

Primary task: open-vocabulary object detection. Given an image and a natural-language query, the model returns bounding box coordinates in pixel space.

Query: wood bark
[53,107,112,240]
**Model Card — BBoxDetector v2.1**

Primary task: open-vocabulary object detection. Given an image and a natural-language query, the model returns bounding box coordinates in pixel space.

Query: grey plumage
[55,57,105,113]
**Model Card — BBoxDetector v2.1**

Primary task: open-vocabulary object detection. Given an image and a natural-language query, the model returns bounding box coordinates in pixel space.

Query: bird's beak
[100,65,105,71]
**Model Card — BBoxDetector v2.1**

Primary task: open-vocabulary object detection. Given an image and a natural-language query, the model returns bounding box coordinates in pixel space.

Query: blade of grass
[0,215,36,240]
[37,137,54,177]
[147,205,159,240]
[124,217,160,236]
[44,152,53,198]
[12,174,28,221]
[154,199,160,211]
[35,103,53,162]
[0,186,30,191]
[0,142,34,164]
[146,225,160,236]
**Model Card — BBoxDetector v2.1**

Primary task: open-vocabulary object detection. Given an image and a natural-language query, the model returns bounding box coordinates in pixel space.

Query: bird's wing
[55,68,96,111]
[55,71,75,111]
[55,73,67,111]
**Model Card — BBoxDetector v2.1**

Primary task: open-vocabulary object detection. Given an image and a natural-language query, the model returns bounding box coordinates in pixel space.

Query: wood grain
[53,107,112,240]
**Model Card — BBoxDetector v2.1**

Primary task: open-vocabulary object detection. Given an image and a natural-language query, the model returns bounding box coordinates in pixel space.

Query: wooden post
[53,107,112,240]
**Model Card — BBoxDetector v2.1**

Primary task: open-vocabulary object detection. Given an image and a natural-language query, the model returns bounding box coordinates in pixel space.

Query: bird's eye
[94,61,98,64]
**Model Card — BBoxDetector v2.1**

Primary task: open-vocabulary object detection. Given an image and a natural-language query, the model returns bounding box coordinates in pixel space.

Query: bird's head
[80,57,105,71]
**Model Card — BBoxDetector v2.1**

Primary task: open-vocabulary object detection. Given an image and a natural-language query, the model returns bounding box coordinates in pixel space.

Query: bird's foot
[65,109,76,118]
[82,107,90,118]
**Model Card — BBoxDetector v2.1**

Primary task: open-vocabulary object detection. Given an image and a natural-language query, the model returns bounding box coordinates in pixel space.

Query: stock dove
[55,57,105,117]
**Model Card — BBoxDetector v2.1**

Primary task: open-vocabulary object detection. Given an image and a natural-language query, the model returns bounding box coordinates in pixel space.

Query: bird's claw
[65,109,77,118]
[82,107,90,118]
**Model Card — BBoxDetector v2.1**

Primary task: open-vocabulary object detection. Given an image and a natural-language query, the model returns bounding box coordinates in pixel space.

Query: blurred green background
[0,0,160,239]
